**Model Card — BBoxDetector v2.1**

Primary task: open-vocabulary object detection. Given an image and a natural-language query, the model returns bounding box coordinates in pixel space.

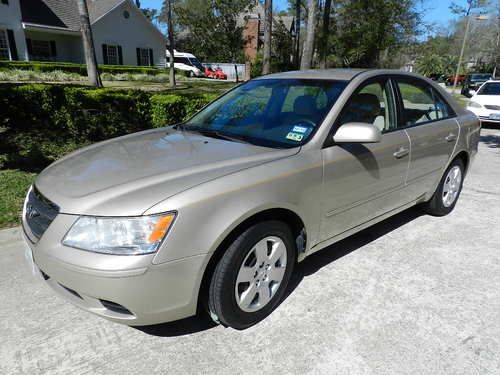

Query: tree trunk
[319,0,331,69]
[293,0,301,68]
[262,0,272,75]
[166,0,176,87]
[301,0,317,69]
[76,0,102,87]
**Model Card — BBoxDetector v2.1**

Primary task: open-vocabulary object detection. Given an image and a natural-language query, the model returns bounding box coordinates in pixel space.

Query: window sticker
[292,125,308,134]
[286,132,304,142]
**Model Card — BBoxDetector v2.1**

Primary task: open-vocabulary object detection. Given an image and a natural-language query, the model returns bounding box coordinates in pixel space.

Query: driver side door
[319,78,411,242]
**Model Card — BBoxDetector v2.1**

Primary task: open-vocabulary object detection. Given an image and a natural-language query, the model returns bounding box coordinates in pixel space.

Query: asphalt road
[1,127,500,375]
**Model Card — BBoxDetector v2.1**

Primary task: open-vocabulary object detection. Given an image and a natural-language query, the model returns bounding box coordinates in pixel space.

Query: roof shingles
[20,0,127,31]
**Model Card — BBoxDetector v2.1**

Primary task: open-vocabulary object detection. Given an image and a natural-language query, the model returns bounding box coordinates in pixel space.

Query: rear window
[478,82,500,95]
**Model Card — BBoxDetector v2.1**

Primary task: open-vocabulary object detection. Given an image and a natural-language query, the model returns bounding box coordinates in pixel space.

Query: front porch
[23,23,83,63]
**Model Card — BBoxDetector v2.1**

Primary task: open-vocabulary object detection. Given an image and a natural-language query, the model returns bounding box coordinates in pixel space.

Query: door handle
[445,133,457,142]
[393,147,409,159]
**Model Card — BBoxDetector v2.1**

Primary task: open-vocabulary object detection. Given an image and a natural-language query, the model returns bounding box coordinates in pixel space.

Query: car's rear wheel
[208,221,295,330]
[423,158,464,216]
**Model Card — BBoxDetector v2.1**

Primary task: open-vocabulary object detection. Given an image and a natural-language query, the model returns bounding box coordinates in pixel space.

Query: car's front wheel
[208,221,296,330]
[423,158,465,216]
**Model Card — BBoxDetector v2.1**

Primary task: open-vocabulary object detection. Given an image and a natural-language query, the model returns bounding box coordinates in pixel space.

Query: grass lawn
[0,170,35,229]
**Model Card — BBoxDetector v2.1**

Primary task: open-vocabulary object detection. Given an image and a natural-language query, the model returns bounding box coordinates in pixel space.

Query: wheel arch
[196,207,307,313]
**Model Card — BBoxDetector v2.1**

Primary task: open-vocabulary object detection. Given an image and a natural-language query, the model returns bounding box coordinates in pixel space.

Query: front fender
[147,150,323,265]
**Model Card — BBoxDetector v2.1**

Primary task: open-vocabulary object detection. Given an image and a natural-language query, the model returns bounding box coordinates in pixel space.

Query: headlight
[62,213,176,255]
[467,101,482,109]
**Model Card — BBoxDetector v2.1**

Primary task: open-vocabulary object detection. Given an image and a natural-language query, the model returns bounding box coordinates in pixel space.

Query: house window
[106,45,119,65]
[1,0,9,5]
[0,30,10,60]
[31,40,52,58]
[139,48,150,66]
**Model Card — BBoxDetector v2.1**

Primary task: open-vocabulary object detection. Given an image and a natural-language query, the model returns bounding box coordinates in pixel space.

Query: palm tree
[300,0,317,69]
[76,0,102,87]
[165,0,176,87]
[262,0,272,75]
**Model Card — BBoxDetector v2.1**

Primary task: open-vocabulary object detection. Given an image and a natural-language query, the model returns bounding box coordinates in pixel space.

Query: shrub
[0,84,218,171]
[0,60,162,75]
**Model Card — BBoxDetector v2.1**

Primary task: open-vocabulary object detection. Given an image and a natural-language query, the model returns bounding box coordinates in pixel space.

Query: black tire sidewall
[209,221,296,330]
[429,159,465,216]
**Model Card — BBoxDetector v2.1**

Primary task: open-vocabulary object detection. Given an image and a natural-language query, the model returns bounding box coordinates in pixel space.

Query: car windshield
[471,74,492,81]
[183,79,348,148]
[478,82,500,95]
[189,57,204,71]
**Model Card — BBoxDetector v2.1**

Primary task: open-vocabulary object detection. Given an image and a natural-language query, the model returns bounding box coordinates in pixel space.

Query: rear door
[393,77,459,200]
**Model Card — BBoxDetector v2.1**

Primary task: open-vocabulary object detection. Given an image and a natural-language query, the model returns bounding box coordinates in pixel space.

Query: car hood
[472,95,500,106]
[35,128,299,216]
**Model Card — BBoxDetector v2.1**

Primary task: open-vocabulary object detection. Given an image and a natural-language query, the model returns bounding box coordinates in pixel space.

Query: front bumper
[22,213,208,326]
[466,107,500,124]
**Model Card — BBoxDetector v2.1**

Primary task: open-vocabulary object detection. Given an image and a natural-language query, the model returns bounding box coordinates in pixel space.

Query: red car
[446,75,465,86]
[204,67,227,80]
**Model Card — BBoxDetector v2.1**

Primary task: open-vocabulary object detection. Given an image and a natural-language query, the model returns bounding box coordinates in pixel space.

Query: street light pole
[452,14,472,94]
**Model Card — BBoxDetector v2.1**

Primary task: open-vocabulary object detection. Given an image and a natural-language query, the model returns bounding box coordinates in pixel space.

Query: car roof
[254,69,430,82]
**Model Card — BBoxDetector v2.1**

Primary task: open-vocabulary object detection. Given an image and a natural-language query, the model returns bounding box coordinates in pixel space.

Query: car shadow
[134,206,424,337]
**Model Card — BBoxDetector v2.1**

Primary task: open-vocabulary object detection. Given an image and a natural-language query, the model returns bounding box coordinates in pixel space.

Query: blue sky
[140,0,466,38]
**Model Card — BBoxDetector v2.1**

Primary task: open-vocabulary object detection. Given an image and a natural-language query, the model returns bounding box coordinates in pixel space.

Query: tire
[189,71,194,78]
[423,158,465,216]
[208,221,296,330]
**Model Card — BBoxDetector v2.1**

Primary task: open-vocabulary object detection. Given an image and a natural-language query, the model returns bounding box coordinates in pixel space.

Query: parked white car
[166,50,205,77]
[466,80,500,124]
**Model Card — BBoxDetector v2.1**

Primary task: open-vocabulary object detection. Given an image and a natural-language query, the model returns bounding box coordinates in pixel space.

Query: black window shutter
[1,0,9,5]
[149,48,153,67]
[102,44,108,64]
[49,40,57,57]
[136,48,141,66]
[6,30,18,60]
[117,45,123,65]
[26,38,33,56]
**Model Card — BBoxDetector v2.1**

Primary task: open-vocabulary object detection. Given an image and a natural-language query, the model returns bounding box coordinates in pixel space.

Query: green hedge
[0,60,162,75]
[0,84,217,171]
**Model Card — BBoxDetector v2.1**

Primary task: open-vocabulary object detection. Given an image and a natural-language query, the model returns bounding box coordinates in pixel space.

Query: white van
[166,50,205,77]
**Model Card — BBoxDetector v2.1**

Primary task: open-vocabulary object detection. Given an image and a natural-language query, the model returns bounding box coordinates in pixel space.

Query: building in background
[238,3,295,63]
[0,0,166,66]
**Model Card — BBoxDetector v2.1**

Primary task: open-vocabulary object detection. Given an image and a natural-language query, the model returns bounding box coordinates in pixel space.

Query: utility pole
[452,12,472,94]
[77,0,102,87]
[166,0,176,87]
[262,0,272,75]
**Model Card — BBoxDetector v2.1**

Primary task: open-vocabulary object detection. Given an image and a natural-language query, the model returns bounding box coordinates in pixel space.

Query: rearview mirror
[333,122,382,144]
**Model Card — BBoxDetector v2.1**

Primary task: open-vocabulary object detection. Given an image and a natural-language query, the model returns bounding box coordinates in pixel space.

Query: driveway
[1,128,500,375]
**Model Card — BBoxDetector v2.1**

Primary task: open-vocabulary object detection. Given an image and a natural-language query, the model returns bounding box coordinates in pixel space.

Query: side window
[337,80,396,132]
[396,80,453,126]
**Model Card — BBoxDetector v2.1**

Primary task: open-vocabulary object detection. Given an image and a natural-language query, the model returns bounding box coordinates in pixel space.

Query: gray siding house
[0,0,166,67]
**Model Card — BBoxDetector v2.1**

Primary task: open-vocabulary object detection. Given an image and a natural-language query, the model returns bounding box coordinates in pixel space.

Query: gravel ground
[1,127,500,375]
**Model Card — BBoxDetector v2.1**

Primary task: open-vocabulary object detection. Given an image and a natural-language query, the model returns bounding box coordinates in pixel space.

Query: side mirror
[333,122,382,144]
[469,90,476,96]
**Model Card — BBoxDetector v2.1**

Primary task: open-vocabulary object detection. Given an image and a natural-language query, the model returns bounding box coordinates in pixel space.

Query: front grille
[485,105,500,111]
[25,186,59,241]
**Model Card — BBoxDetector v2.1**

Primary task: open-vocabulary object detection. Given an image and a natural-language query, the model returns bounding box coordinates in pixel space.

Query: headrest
[346,93,381,123]
[293,95,317,117]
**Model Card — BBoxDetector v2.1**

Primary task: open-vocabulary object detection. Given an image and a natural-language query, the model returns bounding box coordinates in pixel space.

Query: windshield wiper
[175,124,252,144]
